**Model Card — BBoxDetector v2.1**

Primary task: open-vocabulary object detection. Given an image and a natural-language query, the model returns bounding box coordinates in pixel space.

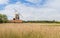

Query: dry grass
[0,23,60,38]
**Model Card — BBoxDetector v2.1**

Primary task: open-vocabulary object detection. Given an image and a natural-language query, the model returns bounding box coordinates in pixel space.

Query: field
[0,23,60,38]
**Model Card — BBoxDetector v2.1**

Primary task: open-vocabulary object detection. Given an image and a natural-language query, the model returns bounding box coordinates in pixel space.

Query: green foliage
[0,14,8,23]
[23,20,60,23]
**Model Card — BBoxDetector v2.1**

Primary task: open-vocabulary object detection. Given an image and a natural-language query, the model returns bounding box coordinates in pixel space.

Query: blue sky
[0,0,60,21]
[0,0,48,10]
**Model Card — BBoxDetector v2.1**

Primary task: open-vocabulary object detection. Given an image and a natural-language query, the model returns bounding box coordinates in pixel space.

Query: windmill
[11,9,23,23]
[13,9,20,20]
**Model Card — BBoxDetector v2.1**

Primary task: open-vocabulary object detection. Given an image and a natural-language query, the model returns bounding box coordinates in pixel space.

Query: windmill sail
[14,9,20,20]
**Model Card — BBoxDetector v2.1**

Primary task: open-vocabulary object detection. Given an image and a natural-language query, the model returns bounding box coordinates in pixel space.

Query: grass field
[0,23,60,38]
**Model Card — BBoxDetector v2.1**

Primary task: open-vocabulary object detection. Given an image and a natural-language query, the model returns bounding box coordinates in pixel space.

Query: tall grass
[0,23,60,38]
[0,28,43,38]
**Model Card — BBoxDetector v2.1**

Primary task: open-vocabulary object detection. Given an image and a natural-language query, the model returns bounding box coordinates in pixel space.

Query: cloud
[0,0,9,4]
[25,0,47,7]
[0,0,60,21]
[46,0,60,9]
[25,0,41,3]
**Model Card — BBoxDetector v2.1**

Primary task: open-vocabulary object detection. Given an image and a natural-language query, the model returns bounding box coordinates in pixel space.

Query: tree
[0,14,8,23]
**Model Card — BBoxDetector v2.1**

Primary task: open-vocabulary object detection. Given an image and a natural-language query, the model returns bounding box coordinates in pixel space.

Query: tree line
[23,20,60,23]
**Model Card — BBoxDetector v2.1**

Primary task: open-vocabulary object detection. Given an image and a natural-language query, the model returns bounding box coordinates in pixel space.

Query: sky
[0,0,60,21]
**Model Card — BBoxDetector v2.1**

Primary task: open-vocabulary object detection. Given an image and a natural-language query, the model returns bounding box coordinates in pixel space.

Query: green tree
[0,14,8,23]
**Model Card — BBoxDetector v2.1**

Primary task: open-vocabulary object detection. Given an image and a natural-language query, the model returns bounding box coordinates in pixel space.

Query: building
[9,9,23,23]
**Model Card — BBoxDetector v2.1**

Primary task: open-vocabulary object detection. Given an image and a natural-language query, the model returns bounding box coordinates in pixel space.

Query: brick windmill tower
[12,9,23,23]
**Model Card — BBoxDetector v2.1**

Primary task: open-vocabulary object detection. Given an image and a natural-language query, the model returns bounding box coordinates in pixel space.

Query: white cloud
[0,0,60,21]
[0,0,9,4]
[46,0,60,9]
[26,0,41,4]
